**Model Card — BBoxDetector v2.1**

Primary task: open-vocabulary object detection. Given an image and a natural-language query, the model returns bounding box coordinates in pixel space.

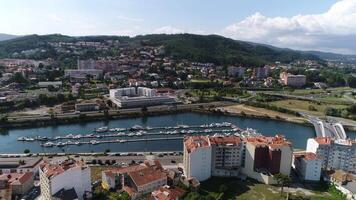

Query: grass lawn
[283,87,351,96]
[184,177,347,200]
[270,99,348,116]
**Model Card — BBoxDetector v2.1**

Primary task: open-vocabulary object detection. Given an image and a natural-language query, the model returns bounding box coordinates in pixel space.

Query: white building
[293,152,322,181]
[39,159,91,200]
[183,135,293,184]
[183,136,212,181]
[306,137,356,174]
[241,135,293,184]
[109,87,176,108]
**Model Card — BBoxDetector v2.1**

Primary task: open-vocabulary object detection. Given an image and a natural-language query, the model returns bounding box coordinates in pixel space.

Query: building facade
[293,152,322,181]
[39,160,91,200]
[306,137,356,174]
[183,135,292,184]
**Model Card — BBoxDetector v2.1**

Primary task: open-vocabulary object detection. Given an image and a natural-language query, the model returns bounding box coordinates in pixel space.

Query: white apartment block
[39,160,91,200]
[183,136,212,181]
[183,135,292,184]
[293,152,322,181]
[307,137,356,174]
[241,136,293,184]
[109,87,175,108]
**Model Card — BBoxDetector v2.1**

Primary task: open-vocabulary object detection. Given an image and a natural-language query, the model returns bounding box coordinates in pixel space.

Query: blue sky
[2,0,356,54]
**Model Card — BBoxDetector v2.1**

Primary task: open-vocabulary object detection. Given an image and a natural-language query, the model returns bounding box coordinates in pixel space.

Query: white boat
[17,137,27,141]
[95,126,108,132]
[42,142,55,147]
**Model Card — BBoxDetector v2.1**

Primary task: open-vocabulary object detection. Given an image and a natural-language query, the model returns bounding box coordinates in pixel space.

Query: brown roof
[245,135,291,148]
[0,172,33,186]
[184,136,210,153]
[40,160,86,179]
[294,152,320,161]
[209,136,242,145]
[129,167,167,187]
[149,186,186,200]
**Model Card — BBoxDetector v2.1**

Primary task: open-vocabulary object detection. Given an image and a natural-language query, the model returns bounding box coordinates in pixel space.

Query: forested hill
[0,33,321,66]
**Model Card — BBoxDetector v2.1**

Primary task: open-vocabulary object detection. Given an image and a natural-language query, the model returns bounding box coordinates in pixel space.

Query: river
[0,112,355,153]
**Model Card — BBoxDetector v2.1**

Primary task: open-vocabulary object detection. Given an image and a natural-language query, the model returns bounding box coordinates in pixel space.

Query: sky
[1,0,356,54]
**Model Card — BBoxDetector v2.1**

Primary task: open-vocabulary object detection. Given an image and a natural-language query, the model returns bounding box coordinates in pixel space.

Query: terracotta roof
[294,152,320,161]
[184,136,210,153]
[40,160,86,179]
[209,136,242,145]
[149,186,186,200]
[0,172,33,186]
[129,167,167,187]
[245,135,291,148]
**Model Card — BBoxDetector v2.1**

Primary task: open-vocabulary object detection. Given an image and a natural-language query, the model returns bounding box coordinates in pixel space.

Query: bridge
[307,117,347,139]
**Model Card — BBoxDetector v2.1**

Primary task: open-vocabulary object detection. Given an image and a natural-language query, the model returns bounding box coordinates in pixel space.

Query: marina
[1,112,356,153]
[16,122,260,148]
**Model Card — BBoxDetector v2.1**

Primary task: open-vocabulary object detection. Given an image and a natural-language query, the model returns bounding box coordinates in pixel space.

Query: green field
[270,99,348,116]
[183,177,346,200]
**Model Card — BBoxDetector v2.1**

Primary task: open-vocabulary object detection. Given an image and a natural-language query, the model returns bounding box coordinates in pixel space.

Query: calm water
[1,112,355,153]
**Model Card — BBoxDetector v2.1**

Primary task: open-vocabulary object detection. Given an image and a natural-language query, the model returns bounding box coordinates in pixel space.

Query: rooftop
[293,152,320,161]
[0,172,33,186]
[209,136,242,146]
[129,167,167,187]
[40,159,86,179]
[184,136,211,153]
[245,135,291,148]
[0,157,43,169]
[149,186,186,200]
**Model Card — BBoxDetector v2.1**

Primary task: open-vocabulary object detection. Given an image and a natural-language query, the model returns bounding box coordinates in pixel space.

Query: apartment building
[227,66,245,78]
[102,160,167,200]
[39,159,91,200]
[183,136,212,181]
[253,66,271,79]
[241,135,293,184]
[209,136,243,177]
[292,152,322,181]
[307,137,356,174]
[109,87,176,108]
[183,135,292,184]
[280,72,306,87]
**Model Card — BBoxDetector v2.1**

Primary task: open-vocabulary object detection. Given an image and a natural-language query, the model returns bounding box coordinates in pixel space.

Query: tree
[347,76,356,88]
[274,173,292,195]
[12,72,27,84]
[23,149,30,154]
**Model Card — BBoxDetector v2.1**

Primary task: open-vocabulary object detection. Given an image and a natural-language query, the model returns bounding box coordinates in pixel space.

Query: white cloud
[222,0,356,54]
[153,25,184,34]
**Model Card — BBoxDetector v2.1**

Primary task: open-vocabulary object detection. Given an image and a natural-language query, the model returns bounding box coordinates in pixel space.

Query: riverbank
[0,102,231,130]
[1,101,355,133]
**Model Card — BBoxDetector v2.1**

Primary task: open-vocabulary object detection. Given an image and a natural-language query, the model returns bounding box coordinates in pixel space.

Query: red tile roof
[0,172,34,186]
[40,160,86,179]
[184,136,210,153]
[245,135,291,148]
[209,136,242,145]
[149,186,186,200]
[129,167,167,187]
[294,152,320,161]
